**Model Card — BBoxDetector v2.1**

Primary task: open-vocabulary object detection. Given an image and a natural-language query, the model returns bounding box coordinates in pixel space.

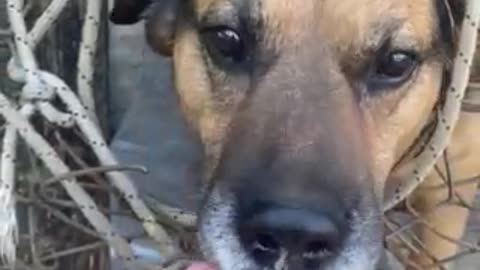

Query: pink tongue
[185,262,218,270]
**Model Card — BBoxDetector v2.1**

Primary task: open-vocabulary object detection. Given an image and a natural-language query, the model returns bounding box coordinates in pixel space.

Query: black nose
[238,205,346,268]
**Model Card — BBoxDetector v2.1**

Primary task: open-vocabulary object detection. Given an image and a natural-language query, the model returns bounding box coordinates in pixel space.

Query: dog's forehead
[192,0,437,49]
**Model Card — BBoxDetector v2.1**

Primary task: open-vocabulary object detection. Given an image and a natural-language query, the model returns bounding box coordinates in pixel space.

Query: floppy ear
[109,0,153,25]
[109,0,180,57]
[143,0,181,57]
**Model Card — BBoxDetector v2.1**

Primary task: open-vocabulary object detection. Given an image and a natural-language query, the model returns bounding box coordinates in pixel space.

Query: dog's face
[112,1,462,269]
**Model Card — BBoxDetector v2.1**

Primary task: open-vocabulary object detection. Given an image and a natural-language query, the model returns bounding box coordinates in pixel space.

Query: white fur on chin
[198,189,383,270]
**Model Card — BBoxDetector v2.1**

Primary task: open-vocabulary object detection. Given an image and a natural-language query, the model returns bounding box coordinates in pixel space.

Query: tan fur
[405,112,480,270]
[165,0,478,268]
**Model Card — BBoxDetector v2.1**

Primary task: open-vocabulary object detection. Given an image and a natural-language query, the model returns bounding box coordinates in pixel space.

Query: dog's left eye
[368,50,419,89]
[201,27,247,64]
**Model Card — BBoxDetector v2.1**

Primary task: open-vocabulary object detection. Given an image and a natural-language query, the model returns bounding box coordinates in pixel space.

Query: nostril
[304,240,334,259]
[302,239,337,269]
[253,233,280,252]
[250,233,281,265]
[238,204,347,267]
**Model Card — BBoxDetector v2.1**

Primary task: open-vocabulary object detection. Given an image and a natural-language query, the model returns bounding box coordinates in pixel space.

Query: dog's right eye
[201,27,247,65]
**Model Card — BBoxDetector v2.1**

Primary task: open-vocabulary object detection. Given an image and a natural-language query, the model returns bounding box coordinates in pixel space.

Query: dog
[110,1,479,269]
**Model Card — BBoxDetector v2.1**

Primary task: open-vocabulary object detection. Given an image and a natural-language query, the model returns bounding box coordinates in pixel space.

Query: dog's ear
[109,0,181,57]
[109,0,153,25]
[143,0,181,57]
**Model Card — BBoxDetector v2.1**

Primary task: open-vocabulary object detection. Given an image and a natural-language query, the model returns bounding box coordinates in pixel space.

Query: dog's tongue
[185,261,218,270]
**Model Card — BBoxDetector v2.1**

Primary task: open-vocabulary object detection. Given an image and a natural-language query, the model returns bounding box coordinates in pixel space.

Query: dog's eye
[376,51,417,78]
[368,50,418,89]
[201,27,247,64]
